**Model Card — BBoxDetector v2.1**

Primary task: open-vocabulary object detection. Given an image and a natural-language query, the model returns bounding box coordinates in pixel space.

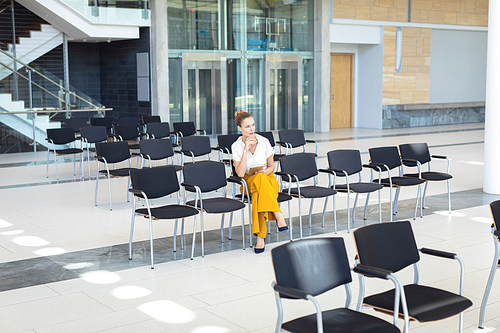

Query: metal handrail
[0,108,112,115]
[0,48,101,109]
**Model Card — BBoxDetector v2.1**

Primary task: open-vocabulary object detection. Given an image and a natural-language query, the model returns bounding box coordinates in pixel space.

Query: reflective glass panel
[169,58,182,122]
[199,69,213,134]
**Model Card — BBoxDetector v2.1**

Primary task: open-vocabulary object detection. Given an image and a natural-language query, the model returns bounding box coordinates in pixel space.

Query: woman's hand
[244,134,257,152]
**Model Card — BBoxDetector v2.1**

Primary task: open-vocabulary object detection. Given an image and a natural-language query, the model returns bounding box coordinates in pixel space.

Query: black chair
[90,117,113,135]
[368,146,425,222]
[95,141,135,210]
[277,153,336,239]
[353,221,473,333]
[256,131,285,162]
[46,128,83,180]
[324,149,383,232]
[80,126,108,179]
[63,117,88,135]
[271,238,402,333]
[113,124,141,150]
[278,129,317,156]
[145,122,171,139]
[142,115,161,124]
[479,200,500,328]
[399,143,452,212]
[129,166,199,269]
[179,136,216,165]
[172,121,206,144]
[136,139,181,172]
[214,134,240,168]
[182,161,246,259]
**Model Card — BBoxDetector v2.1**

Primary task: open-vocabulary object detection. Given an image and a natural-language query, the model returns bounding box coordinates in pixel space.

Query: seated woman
[231,110,288,254]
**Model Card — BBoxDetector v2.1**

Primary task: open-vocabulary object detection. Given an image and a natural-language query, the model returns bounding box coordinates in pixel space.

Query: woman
[231,110,288,253]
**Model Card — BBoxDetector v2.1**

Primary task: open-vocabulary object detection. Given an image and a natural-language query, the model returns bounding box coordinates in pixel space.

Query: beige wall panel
[431,0,441,11]
[412,0,433,10]
[471,14,488,26]
[476,0,489,14]
[375,0,381,6]
[445,12,458,24]
[384,41,396,54]
[403,27,421,37]
[397,8,407,21]
[394,74,417,92]
[383,74,395,90]
[428,11,446,23]
[420,65,431,73]
[404,56,425,67]
[416,73,430,91]
[351,0,375,5]
[383,92,401,104]
[463,0,476,13]
[423,38,431,55]
[384,55,396,64]
[456,12,472,24]
[407,66,422,72]
[402,38,418,56]
[379,0,394,7]
[384,66,396,74]
[440,0,462,12]
[413,91,430,103]
[412,10,421,21]
[388,8,400,20]
[419,10,430,22]
[416,38,424,56]
[334,5,356,18]
[421,29,432,38]
[399,92,414,104]
[340,0,351,4]
[394,0,407,7]
[424,57,431,67]
[385,26,397,33]
[371,7,390,20]
[356,6,371,19]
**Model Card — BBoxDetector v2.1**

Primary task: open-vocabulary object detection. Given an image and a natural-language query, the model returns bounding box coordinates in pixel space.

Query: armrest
[494,230,500,237]
[401,158,420,167]
[420,247,457,259]
[227,176,244,184]
[180,149,194,156]
[95,156,105,163]
[128,189,145,198]
[305,140,316,143]
[211,147,223,152]
[431,155,447,159]
[363,163,383,171]
[131,152,142,157]
[196,129,206,134]
[181,182,197,191]
[354,264,392,279]
[273,283,309,300]
[319,168,347,177]
[275,141,288,147]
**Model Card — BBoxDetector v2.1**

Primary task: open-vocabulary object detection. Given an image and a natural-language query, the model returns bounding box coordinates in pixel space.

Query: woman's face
[238,117,255,137]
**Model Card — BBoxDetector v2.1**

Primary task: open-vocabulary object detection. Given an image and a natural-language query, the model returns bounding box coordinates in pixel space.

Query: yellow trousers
[243,172,281,239]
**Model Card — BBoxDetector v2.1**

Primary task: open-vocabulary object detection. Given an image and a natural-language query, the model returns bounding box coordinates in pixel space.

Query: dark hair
[235,110,253,127]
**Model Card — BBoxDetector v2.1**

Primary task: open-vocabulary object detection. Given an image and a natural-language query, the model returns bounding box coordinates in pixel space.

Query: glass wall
[168,0,314,134]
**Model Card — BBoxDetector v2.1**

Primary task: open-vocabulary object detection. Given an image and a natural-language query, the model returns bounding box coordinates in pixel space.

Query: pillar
[314,0,331,133]
[483,0,500,194]
[150,0,169,121]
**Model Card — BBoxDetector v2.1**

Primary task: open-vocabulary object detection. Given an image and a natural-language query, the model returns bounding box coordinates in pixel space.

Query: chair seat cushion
[364,284,472,323]
[55,148,83,155]
[274,153,285,161]
[99,168,134,177]
[404,171,452,181]
[334,183,383,193]
[186,197,245,214]
[284,186,336,198]
[374,177,425,187]
[282,307,400,333]
[136,205,199,220]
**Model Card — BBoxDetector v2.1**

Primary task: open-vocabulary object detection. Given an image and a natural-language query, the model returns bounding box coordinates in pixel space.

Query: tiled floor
[1,123,500,332]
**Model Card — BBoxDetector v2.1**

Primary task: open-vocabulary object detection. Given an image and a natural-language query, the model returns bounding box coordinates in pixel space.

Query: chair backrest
[114,124,140,141]
[327,149,363,176]
[116,117,140,126]
[278,129,306,148]
[181,136,211,157]
[47,128,77,145]
[490,200,500,232]
[139,139,174,160]
[142,115,161,124]
[271,238,352,297]
[182,161,227,193]
[279,153,318,181]
[90,117,113,133]
[80,126,108,144]
[216,134,240,153]
[399,143,432,166]
[256,131,276,147]
[130,166,180,199]
[368,146,402,170]
[146,122,171,139]
[353,221,420,273]
[64,118,88,133]
[95,141,130,164]
[173,122,196,137]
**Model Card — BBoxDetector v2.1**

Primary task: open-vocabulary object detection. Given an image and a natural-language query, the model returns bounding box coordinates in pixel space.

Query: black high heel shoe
[277,221,288,232]
[254,245,265,254]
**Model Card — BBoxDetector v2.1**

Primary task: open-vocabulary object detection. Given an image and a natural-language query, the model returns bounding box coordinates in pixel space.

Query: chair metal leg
[389,186,393,222]
[129,203,136,260]
[173,219,178,252]
[220,214,225,242]
[447,179,451,212]
[308,198,314,228]
[94,164,99,206]
[364,193,370,220]
[181,218,185,250]
[87,149,91,179]
[298,197,303,239]
[46,148,50,178]
[422,181,429,209]
[107,172,112,211]
[479,237,499,328]
[241,209,245,250]
[200,213,205,258]
[190,215,197,260]
[288,201,292,241]
[126,177,130,202]
[54,153,59,180]
[352,193,359,224]
[413,185,420,220]
[248,201,253,247]
[321,197,328,228]
[334,195,337,233]
[394,187,401,215]
[148,216,154,269]
[378,190,382,223]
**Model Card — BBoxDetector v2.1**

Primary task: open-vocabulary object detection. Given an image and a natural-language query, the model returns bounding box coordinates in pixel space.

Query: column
[150,0,169,121]
[483,0,500,194]
[314,0,331,133]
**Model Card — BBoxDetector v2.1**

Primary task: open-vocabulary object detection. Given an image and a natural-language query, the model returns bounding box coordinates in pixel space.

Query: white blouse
[231,134,275,174]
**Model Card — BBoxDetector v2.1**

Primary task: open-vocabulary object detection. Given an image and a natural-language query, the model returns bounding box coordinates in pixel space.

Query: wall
[332,0,408,22]
[69,43,101,103]
[358,42,383,128]
[429,29,487,103]
[411,0,488,26]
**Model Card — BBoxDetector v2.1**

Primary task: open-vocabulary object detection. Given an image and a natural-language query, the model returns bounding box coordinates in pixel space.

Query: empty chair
[278,129,317,156]
[256,131,285,162]
[324,149,383,232]
[277,153,336,239]
[271,238,401,333]
[95,141,135,210]
[182,161,246,259]
[113,124,141,150]
[353,221,472,333]
[46,128,83,180]
[172,121,206,144]
[214,134,240,167]
[145,122,171,139]
[142,115,161,124]
[129,166,199,269]
[63,117,88,135]
[80,126,108,178]
[179,136,215,165]
[368,146,425,222]
[479,200,500,328]
[399,143,452,212]
[90,117,113,135]
[136,139,181,171]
